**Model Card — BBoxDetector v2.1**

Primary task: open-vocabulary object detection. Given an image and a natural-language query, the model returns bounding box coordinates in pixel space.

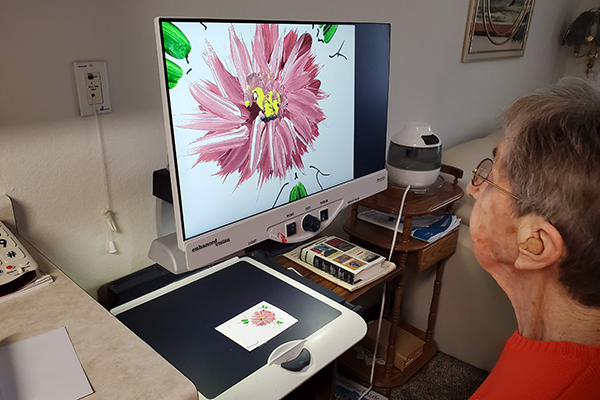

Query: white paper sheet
[0,327,93,400]
[215,301,298,351]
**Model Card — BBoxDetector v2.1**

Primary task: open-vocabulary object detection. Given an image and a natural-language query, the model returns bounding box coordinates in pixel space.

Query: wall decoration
[462,0,536,62]
[563,8,600,76]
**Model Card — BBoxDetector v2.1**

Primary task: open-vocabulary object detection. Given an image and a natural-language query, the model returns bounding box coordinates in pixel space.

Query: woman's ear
[515,215,564,270]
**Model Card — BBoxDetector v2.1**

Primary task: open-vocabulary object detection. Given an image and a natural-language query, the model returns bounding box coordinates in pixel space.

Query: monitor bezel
[155,17,390,270]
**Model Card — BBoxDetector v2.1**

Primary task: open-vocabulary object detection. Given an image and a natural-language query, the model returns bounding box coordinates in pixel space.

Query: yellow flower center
[245,86,281,122]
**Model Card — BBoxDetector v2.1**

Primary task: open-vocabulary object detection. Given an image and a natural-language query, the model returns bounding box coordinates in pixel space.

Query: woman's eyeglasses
[471,158,520,200]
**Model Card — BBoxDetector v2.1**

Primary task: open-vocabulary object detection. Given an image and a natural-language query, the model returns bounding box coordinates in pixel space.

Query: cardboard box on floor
[363,319,425,371]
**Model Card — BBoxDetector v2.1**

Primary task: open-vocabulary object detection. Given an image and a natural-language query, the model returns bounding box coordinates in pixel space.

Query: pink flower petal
[249,117,266,173]
[187,126,248,167]
[188,81,243,120]
[176,112,245,131]
[229,26,253,91]
[203,42,244,102]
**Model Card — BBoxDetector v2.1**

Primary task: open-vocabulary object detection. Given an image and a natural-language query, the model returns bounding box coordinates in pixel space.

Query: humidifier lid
[390,122,440,148]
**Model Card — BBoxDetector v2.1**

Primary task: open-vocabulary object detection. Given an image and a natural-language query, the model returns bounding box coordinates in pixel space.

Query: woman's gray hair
[501,77,600,307]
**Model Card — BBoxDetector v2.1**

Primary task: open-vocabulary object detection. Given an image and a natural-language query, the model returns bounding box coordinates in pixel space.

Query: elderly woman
[468,77,600,399]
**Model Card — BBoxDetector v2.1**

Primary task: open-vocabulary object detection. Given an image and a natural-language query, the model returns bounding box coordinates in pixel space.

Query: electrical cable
[358,184,411,400]
[92,94,118,254]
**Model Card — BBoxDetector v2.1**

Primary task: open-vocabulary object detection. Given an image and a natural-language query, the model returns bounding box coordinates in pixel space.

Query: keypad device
[0,221,38,286]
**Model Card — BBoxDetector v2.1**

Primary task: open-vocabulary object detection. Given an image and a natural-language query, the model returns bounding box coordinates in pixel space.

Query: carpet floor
[387,352,489,400]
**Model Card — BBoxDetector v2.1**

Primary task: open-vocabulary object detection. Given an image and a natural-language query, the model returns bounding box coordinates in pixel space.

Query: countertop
[0,196,198,400]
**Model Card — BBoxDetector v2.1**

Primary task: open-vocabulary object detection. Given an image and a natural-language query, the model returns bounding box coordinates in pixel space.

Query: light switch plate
[73,61,112,117]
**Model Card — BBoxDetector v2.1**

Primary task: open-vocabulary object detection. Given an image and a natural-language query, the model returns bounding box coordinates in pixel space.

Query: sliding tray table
[111,256,366,400]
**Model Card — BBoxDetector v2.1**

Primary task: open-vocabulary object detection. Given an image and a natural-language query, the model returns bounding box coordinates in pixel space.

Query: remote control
[0,221,38,294]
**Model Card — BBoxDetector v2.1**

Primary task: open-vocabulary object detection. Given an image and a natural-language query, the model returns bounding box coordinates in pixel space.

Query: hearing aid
[519,237,544,255]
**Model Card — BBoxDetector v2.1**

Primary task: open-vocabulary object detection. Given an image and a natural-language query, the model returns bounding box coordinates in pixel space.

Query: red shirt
[470,331,600,400]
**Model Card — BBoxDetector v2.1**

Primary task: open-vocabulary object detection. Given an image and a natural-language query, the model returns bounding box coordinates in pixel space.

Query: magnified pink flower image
[177,24,327,188]
[250,309,277,326]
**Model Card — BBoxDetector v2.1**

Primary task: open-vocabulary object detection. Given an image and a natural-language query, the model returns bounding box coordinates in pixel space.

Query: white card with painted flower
[215,301,298,351]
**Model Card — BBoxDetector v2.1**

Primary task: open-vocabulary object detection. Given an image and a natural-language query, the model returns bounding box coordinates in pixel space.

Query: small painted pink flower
[250,309,277,326]
[177,24,327,188]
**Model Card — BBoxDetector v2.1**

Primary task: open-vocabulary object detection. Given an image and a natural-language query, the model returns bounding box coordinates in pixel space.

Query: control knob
[302,214,321,232]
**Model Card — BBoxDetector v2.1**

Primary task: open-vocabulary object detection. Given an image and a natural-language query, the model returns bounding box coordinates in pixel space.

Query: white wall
[0,0,579,297]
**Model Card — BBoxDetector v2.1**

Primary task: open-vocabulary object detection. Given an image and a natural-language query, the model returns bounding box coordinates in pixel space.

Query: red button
[6,265,14,270]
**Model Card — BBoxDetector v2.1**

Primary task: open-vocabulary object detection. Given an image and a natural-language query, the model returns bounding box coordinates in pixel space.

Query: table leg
[425,257,447,344]
[383,281,395,320]
[384,252,407,380]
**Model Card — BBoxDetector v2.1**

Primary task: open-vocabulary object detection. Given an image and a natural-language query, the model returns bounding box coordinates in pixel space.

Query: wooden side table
[338,165,464,394]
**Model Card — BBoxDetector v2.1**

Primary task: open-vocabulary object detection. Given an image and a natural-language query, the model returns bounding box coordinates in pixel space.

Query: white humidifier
[387,122,442,188]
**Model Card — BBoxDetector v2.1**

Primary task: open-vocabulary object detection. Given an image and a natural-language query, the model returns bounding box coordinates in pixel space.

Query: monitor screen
[155,18,390,272]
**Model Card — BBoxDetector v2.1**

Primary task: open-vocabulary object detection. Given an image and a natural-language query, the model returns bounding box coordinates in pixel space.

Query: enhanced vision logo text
[191,237,231,253]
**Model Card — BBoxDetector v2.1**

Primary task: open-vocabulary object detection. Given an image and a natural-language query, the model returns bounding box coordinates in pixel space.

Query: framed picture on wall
[462,0,536,62]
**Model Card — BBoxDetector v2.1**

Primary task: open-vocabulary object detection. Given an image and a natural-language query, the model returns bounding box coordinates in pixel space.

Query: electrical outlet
[73,61,112,116]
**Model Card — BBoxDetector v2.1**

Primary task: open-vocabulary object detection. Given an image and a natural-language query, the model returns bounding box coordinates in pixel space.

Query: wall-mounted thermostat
[73,61,112,117]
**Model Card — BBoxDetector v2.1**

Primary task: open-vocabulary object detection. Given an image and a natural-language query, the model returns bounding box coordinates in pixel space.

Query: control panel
[268,200,337,245]
[0,221,38,287]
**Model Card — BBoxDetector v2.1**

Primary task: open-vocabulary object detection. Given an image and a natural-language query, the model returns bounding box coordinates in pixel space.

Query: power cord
[358,184,411,400]
[92,94,118,253]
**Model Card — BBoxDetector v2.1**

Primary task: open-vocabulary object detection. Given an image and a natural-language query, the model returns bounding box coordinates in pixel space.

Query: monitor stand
[149,232,315,274]
[148,232,246,274]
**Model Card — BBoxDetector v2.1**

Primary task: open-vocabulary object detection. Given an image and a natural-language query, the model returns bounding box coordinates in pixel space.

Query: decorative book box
[364,319,425,371]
